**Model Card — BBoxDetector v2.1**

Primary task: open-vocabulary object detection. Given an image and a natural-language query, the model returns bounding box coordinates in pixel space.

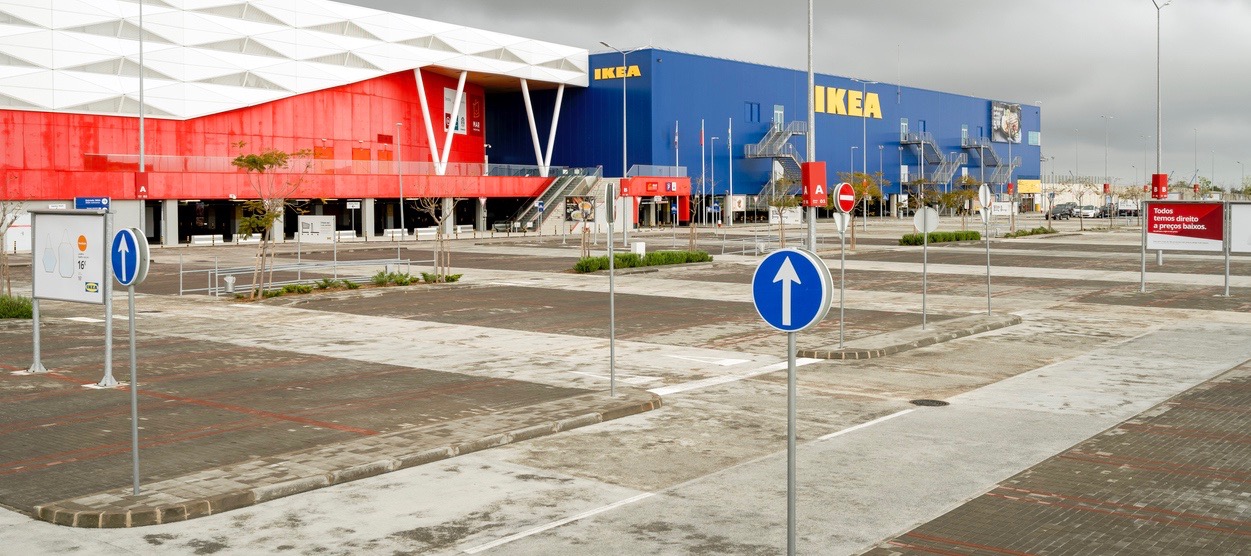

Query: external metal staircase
[507,166,602,231]
[745,121,807,183]
[930,152,968,185]
[988,156,1020,185]
[961,136,1002,167]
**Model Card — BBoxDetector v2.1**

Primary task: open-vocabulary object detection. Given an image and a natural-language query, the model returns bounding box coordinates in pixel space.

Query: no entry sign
[834,182,855,213]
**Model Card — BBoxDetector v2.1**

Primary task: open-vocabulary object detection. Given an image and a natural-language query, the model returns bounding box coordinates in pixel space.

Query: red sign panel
[834,182,855,213]
[801,162,827,207]
[1151,173,1169,199]
[1146,201,1224,252]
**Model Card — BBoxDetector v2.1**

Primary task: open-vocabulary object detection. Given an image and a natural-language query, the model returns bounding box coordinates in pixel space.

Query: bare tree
[413,197,461,281]
[231,143,312,299]
[0,197,23,296]
[762,177,800,248]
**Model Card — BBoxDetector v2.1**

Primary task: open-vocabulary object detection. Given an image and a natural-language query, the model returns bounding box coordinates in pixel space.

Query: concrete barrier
[190,234,223,246]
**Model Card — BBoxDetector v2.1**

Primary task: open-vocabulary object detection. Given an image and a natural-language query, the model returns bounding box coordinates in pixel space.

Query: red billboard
[1145,201,1224,252]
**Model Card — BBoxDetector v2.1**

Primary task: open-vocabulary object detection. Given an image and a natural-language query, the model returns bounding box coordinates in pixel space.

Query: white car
[1078,205,1100,218]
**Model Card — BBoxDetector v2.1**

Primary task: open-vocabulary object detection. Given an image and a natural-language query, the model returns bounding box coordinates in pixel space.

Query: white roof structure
[0,0,588,119]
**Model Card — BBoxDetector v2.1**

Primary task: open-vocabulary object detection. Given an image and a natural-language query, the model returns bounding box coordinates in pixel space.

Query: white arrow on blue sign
[752,248,832,332]
[111,228,150,287]
[537,201,545,212]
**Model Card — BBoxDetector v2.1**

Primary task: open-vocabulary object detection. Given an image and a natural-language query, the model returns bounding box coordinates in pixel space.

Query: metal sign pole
[1140,200,1147,293]
[28,299,45,373]
[1225,201,1231,297]
[101,214,117,387]
[986,217,992,315]
[128,284,140,494]
[922,208,928,330]
[839,226,846,348]
[787,330,797,556]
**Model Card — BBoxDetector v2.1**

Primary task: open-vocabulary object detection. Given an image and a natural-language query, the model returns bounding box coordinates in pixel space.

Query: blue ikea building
[487,48,1042,221]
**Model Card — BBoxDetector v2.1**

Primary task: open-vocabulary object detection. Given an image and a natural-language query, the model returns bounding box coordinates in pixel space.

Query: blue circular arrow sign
[752,248,832,332]
[111,228,150,287]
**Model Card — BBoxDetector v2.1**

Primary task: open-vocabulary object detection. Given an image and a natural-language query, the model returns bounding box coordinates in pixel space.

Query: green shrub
[574,250,713,273]
[262,289,283,298]
[391,272,414,286]
[281,284,313,294]
[315,278,340,289]
[371,270,392,286]
[343,280,361,290]
[1003,226,1058,238]
[0,295,33,319]
[898,230,981,245]
[445,274,462,283]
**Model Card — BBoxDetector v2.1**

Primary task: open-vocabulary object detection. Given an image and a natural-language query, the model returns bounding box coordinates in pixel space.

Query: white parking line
[648,358,822,396]
[817,408,915,441]
[462,492,655,554]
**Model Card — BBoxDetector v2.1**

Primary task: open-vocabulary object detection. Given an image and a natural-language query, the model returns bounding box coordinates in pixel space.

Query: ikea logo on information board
[595,65,642,80]
[814,86,883,120]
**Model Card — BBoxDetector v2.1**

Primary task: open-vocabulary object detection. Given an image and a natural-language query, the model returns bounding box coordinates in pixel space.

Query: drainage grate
[910,399,950,407]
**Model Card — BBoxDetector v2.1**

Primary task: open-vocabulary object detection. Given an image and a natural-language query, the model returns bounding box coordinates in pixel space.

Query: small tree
[763,177,801,248]
[832,171,885,250]
[231,143,312,299]
[413,197,461,281]
[0,196,24,296]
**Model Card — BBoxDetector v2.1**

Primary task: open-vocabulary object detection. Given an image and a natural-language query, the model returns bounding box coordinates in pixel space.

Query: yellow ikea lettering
[812,86,883,120]
[595,65,642,80]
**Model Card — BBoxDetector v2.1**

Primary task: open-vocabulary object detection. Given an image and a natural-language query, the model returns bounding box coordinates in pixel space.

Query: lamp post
[396,122,405,237]
[851,78,877,231]
[710,136,720,223]
[878,145,884,219]
[1102,115,1112,226]
[1152,1,1170,182]
[600,41,640,245]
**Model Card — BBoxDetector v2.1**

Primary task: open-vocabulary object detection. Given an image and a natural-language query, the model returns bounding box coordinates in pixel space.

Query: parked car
[1053,202,1077,218]
[1078,205,1101,218]
[1047,205,1071,220]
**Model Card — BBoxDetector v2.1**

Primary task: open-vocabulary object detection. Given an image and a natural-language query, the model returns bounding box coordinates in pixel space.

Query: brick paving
[860,362,1251,556]
[0,317,659,527]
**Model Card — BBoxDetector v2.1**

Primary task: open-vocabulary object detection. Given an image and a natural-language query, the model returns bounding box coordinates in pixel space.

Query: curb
[799,313,1022,360]
[33,390,661,528]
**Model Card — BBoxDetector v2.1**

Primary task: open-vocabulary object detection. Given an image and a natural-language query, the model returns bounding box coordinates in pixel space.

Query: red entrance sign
[834,182,855,213]
[1151,173,1169,199]
[1145,201,1224,252]
[801,162,827,207]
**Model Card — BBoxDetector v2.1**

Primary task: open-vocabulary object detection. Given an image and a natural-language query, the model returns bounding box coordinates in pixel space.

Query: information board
[31,211,107,304]
[297,215,335,244]
[1145,202,1224,252]
[1229,202,1251,254]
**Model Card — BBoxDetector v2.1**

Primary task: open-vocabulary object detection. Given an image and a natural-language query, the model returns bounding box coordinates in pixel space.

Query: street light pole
[1102,115,1112,225]
[1153,1,1170,179]
[806,0,816,252]
[396,122,405,237]
[600,41,638,245]
[851,78,876,231]
[711,136,720,223]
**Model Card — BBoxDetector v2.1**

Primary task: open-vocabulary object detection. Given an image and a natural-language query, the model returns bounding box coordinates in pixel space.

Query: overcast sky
[344,0,1250,188]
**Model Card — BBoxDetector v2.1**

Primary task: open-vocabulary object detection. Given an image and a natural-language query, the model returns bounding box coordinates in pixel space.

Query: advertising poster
[1229,203,1251,253]
[31,211,106,304]
[443,88,467,135]
[1145,202,1224,252]
[991,101,1021,143]
[468,94,484,136]
[564,196,596,222]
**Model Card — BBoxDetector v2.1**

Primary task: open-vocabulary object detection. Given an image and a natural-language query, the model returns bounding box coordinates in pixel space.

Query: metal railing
[627,165,687,178]
[178,254,429,297]
[85,153,555,178]
[506,167,602,230]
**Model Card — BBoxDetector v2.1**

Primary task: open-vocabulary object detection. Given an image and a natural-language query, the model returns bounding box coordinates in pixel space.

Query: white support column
[442,198,455,235]
[520,79,548,177]
[413,69,444,175]
[476,198,487,232]
[543,84,566,172]
[438,72,468,172]
[161,199,178,246]
[361,198,376,238]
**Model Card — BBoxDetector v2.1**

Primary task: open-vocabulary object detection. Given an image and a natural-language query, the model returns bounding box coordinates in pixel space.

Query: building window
[773,105,784,129]
[744,102,760,123]
[899,118,908,140]
[1028,131,1041,146]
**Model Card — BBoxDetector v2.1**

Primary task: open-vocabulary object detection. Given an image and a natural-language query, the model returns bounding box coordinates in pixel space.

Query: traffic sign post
[979,184,993,316]
[834,182,855,213]
[752,248,831,555]
[112,228,150,495]
[536,200,545,236]
[913,206,940,329]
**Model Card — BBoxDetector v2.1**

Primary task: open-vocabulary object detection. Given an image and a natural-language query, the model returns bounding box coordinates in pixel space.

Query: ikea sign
[595,65,642,80]
[814,86,883,120]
